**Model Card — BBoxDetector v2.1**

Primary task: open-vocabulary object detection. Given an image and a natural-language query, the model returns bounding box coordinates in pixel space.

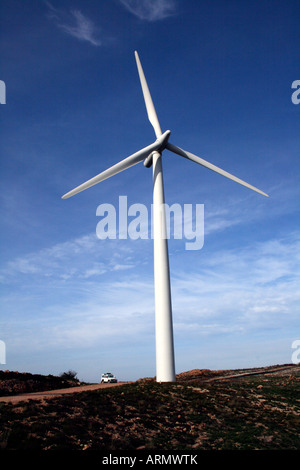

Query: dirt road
[0,382,128,404]
[205,365,298,381]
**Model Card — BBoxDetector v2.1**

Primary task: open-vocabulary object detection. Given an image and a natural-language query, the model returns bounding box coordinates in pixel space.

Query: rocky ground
[0,364,299,451]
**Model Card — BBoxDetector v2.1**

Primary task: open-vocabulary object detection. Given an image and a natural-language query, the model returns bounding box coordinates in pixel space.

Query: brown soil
[0,364,299,451]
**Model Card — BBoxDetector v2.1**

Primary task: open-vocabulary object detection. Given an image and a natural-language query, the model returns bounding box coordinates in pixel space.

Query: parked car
[101,372,118,383]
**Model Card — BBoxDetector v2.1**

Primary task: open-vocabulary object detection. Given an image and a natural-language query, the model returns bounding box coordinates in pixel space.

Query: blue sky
[0,0,299,382]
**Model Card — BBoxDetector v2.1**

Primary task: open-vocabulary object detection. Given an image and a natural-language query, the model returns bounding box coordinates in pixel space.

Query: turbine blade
[62,140,160,199]
[167,142,269,197]
[135,51,162,138]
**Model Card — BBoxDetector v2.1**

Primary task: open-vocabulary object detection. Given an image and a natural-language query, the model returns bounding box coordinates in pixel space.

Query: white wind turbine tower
[62,51,268,383]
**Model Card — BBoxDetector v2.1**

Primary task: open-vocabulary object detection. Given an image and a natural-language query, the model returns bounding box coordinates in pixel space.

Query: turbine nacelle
[144,153,154,168]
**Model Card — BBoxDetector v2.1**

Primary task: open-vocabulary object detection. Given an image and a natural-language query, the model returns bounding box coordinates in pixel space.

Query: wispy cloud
[2,230,299,339]
[0,233,137,284]
[172,231,300,338]
[119,0,177,21]
[1,228,299,379]
[46,2,101,46]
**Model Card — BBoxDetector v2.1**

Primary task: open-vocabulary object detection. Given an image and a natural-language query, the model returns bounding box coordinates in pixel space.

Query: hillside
[0,370,81,397]
[0,364,299,451]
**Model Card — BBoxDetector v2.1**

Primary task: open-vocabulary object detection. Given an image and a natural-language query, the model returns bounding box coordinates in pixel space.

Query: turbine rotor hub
[157,129,171,151]
[144,130,171,168]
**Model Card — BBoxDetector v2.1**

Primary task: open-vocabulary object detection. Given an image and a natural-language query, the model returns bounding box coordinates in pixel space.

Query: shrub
[59,370,78,381]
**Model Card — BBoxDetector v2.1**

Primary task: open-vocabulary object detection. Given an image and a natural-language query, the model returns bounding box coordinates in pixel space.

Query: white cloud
[3,231,299,343]
[1,205,299,379]
[46,2,101,46]
[171,232,300,337]
[119,0,177,21]
[0,233,138,283]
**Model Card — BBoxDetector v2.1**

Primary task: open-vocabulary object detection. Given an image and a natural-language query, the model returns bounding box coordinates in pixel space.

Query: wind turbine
[62,51,268,383]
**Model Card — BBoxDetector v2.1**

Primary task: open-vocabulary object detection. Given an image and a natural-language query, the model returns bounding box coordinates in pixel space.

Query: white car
[101,372,118,383]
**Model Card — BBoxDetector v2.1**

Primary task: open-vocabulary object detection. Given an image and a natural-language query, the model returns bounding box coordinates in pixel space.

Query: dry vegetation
[0,365,299,451]
[0,370,80,397]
